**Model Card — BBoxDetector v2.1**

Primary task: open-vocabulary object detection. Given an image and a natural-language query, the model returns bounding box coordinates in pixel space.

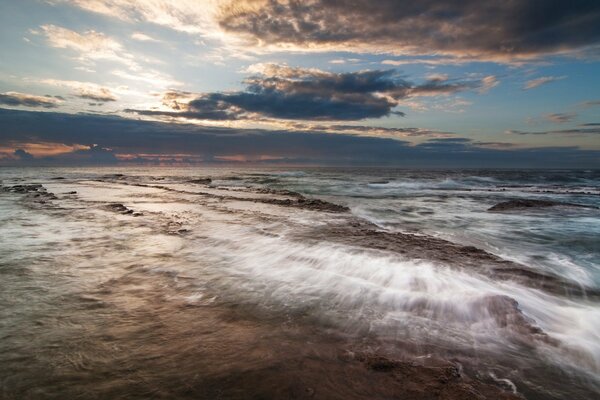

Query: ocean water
[1,167,599,399]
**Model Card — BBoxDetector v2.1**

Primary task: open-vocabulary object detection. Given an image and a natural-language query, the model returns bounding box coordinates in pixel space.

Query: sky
[0,0,599,167]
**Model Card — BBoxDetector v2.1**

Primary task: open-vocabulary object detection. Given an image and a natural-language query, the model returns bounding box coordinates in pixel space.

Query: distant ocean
[1,167,599,399]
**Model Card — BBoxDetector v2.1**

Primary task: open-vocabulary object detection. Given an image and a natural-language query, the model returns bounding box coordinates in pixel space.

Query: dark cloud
[1,108,598,168]
[286,123,454,137]
[472,142,517,149]
[127,66,492,121]
[218,0,600,61]
[0,92,61,108]
[507,127,600,135]
[13,149,34,160]
[57,145,118,164]
[123,107,240,120]
[75,87,117,102]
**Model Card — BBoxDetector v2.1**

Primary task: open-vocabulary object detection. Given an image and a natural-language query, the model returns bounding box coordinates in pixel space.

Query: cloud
[39,24,129,64]
[581,100,600,107]
[507,127,600,135]
[57,1,600,63]
[545,112,577,123]
[38,79,119,103]
[0,92,62,108]
[523,76,566,90]
[57,0,219,35]
[0,141,90,157]
[216,0,600,61]
[479,76,499,93]
[278,122,455,139]
[14,149,34,160]
[131,32,160,42]
[127,64,494,121]
[1,107,598,168]
[37,25,178,89]
[76,87,118,102]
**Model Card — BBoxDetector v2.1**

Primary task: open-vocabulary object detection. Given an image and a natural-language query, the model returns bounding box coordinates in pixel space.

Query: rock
[104,203,136,215]
[478,295,557,345]
[353,353,519,399]
[259,197,349,212]
[488,199,597,212]
[189,178,212,184]
[300,221,600,299]
[256,188,303,197]
[4,184,43,193]
[2,184,57,203]
[102,173,126,179]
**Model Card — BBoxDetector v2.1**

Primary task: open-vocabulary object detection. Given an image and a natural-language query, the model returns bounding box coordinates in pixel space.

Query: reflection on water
[0,167,599,399]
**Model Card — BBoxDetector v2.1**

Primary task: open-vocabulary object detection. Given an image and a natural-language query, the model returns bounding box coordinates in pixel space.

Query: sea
[1,167,599,399]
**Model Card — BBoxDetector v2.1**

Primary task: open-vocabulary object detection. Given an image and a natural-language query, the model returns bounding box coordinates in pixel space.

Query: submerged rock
[488,199,597,212]
[2,184,43,193]
[189,178,212,184]
[2,184,57,203]
[478,295,557,345]
[260,196,349,212]
[104,203,134,214]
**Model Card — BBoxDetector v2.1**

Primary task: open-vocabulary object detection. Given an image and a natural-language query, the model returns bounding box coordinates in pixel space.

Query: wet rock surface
[488,199,598,211]
[103,203,142,216]
[258,196,349,212]
[478,295,558,346]
[127,181,350,213]
[354,354,521,400]
[189,177,212,184]
[1,184,58,203]
[302,220,599,299]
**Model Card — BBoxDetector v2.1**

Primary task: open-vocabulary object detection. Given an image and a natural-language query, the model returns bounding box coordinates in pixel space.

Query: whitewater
[1,167,598,399]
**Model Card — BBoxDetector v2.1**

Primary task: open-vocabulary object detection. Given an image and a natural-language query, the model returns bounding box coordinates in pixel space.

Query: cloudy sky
[1,0,599,167]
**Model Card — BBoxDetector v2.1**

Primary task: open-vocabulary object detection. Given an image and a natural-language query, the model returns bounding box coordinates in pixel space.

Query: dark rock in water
[3,184,43,193]
[51,177,65,180]
[296,197,349,212]
[105,203,135,215]
[2,184,58,203]
[256,188,303,197]
[488,199,597,212]
[260,196,349,212]
[102,174,126,179]
[189,178,212,184]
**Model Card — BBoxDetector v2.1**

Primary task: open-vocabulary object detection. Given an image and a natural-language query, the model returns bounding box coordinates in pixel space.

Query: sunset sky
[1,0,599,167]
